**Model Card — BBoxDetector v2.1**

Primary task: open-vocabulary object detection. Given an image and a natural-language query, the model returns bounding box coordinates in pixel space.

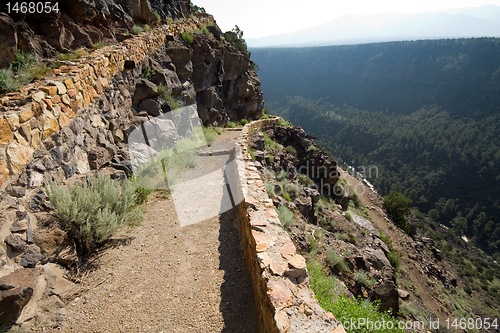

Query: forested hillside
[251,38,500,258]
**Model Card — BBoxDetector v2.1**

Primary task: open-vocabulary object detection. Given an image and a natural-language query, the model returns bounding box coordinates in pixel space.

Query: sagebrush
[46,175,145,253]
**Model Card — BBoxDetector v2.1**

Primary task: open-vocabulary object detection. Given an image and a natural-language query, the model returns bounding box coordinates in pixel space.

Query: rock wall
[234,118,346,333]
[0,16,262,328]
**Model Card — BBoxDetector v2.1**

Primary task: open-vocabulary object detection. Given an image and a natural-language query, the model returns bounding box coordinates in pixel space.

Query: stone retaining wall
[0,16,214,192]
[234,119,346,333]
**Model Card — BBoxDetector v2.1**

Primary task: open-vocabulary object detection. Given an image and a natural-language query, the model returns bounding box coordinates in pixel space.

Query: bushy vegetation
[142,66,156,81]
[92,41,109,50]
[131,25,144,35]
[276,169,287,181]
[190,3,206,14]
[182,32,194,44]
[264,182,275,197]
[202,126,221,145]
[378,229,402,271]
[224,25,247,53]
[308,261,403,333]
[326,247,348,272]
[284,145,297,156]
[384,192,411,233]
[354,269,377,288]
[263,133,281,151]
[278,205,294,229]
[157,84,181,110]
[277,118,291,127]
[298,174,315,187]
[0,50,49,93]
[46,175,146,253]
[226,121,237,128]
[56,48,89,62]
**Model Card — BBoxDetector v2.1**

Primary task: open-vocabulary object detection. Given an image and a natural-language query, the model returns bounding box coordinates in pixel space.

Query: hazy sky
[193,0,500,38]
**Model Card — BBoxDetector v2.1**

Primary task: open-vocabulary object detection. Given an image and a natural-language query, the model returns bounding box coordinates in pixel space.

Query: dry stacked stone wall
[0,17,215,191]
[235,118,346,333]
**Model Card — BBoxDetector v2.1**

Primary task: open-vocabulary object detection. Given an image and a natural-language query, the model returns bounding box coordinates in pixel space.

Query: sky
[193,0,500,38]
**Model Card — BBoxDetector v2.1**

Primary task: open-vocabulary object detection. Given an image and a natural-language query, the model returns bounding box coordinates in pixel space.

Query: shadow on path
[218,207,260,333]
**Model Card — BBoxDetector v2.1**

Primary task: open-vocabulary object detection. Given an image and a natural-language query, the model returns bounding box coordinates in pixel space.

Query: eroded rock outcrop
[0,0,190,66]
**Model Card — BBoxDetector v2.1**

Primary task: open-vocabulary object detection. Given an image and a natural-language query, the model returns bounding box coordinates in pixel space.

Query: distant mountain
[247,5,500,47]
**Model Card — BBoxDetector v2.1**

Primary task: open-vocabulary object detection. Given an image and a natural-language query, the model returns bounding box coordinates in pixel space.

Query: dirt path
[40,130,259,333]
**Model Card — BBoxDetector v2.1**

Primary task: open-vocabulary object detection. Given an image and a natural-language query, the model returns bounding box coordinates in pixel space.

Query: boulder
[18,245,42,268]
[88,147,111,169]
[373,281,399,316]
[132,79,158,106]
[166,46,193,81]
[5,234,28,252]
[138,99,162,117]
[0,267,41,326]
[303,187,321,204]
[294,196,313,217]
[362,248,392,270]
[398,289,410,300]
[249,131,265,151]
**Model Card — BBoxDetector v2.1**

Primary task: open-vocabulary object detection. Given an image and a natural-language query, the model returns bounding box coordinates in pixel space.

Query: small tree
[384,191,411,233]
[224,25,248,53]
[190,4,206,14]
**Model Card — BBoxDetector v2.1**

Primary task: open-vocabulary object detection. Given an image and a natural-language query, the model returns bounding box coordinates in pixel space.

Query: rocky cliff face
[0,0,190,68]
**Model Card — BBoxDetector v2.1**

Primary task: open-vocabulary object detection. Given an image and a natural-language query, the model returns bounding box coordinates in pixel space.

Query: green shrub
[348,232,358,244]
[202,126,219,145]
[277,118,291,127]
[286,183,299,197]
[345,212,352,221]
[263,133,281,151]
[384,191,412,233]
[387,251,402,271]
[298,174,315,187]
[282,190,292,202]
[182,32,194,44]
[399,301,417,317]
[308,261,402,333]
[0,50,41,92]
[248,147,256,160]
[278,205,294,229]
[224,25,247,52]
[154,11,161,22]
[315,200,325,211]
[46,175,144,253]
[240,119,249,126]
[276,169,287,181]
[264,168,275,179]
[142,67,156,81]
[326,247,348,272]
[144,24,151,32]
[92,41,108,50]
[261,114,270,120]
[354,269,377,288]
[285,145,297,156]
[190,4,206,14]
[158,84,181,110]
[265,182,275,197]
[226,121,237,128]
[132,25,144,35]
